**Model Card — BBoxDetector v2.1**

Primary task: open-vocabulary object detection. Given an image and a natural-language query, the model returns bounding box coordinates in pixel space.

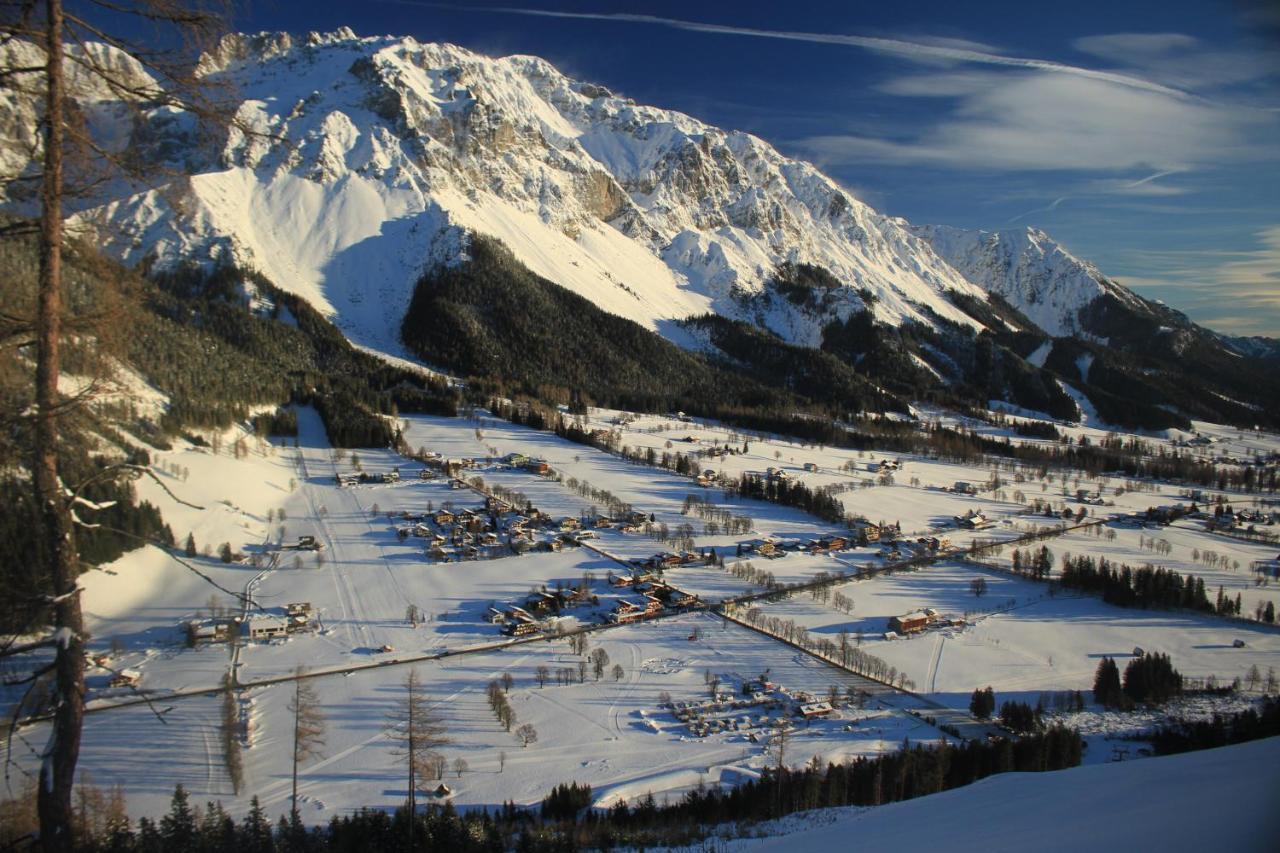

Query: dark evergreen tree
[158,786,196,853]
[969,686,996,719]
[1123,652,1183,705]
[1093,657,1125,709]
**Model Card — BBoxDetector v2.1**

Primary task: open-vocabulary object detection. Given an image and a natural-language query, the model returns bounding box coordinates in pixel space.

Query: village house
[955,508,994,529]
[953,481,976,495]
[609,594,662,623]
[652,583,698,609]
[247,614,289,641]
[188,619,233,644]
[524,591,560,615]
[505,605,535,624]
[502,620,540,637]
[887,610,935,635]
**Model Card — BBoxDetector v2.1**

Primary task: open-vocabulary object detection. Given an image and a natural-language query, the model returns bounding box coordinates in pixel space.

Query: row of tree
[1060,553,1247,617]
[1093,653,1184,709]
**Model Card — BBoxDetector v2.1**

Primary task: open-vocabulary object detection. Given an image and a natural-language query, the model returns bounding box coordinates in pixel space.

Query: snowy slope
[48,28,991,357]
[739,736,1280,853]
[910,223,1150,339]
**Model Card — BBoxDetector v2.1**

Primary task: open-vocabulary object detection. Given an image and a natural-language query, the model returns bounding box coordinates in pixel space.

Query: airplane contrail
[416,4,1191,99]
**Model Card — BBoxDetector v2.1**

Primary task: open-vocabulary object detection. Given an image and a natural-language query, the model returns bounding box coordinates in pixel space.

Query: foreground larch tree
[288,670,326,822]
[385,669,449,845]
[0,3,231,849]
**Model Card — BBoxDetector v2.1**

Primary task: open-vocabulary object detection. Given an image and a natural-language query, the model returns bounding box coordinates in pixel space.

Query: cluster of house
[489,586,596,636]
[186,602,317,645]
[336,470,400,486]
[397,496,647,562]
[757,466,793,482]
[668,677,840,739]
[884,608,963,638]
[1204,505,1277,533]
[607,572,699,623]
[868,458,901,473]
[737,535,852,559]
[1075,488,1106,505]
[628,550,711,572]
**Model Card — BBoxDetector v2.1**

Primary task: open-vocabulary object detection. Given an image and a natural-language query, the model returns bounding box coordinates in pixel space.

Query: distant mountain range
[2,28,1276,429]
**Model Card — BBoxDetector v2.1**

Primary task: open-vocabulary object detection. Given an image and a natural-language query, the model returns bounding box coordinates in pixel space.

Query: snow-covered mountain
[908,224,1149,340]
[3,28,1276,427]
[18,28,1005,356]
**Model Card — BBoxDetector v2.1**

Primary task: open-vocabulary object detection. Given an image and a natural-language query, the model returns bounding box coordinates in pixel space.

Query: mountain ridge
[2,27,1276,428]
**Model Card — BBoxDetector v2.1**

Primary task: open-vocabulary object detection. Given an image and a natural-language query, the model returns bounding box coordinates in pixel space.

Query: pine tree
[969,686,996,719]
[1093,657,1124,708]
[184,533,196,558]
[238,796,273,853]
[158,785,195,852]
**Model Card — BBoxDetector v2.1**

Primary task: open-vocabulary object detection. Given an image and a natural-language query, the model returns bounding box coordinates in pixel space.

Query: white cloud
[1117,225,1280,335]
[802,70,1273,172]
[1072,32,1276,89]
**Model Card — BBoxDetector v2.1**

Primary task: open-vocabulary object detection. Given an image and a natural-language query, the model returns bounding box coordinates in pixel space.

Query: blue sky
[234,1,1280,337]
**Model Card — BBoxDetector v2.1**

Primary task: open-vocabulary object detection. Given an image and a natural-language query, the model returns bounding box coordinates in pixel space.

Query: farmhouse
[189,620,232,644]
[799,701,834,718]
[610,594,662,623]
[247,615,289,641]
[502,620,540,637]
[849,520,881,543]
[653,584,698,608]
[955,508,994,529]
[887,611,935,634]
[953,481,976,495]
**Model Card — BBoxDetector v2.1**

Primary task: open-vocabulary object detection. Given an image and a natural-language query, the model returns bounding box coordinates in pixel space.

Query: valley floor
[5,401,1280,831]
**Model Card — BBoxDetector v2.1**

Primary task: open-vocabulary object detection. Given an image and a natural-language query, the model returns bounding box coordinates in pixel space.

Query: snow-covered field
[743,560,1280,706]
[7,402,1280,831]
[729,735,1280,853]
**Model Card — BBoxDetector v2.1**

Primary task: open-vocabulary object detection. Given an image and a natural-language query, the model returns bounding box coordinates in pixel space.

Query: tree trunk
[34,2,85,850]
[291,683,300,821]
[406,691,415,849]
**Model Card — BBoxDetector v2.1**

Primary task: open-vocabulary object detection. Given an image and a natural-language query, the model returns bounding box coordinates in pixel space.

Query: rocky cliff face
[26,29,995,355]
